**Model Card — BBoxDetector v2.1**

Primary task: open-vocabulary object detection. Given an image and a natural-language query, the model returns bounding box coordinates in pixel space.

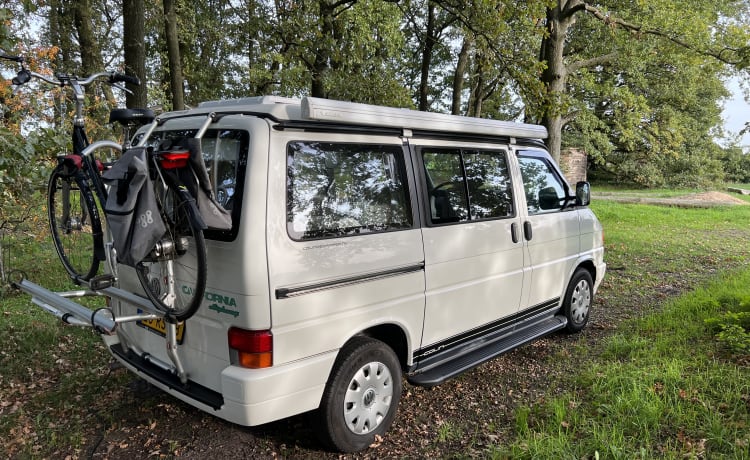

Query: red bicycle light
[159,151,190,169]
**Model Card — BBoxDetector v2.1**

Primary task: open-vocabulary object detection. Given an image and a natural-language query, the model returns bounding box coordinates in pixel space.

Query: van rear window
[286,142,413,240]
[135,128,249,241]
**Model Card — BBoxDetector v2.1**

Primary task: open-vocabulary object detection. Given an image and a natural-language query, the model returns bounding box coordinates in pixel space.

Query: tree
[123,0,147,108]
[163,0,185,110]
[534,0,750,163]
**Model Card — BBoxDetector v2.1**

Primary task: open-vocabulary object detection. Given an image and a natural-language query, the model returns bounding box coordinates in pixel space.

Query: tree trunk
[310,4,331,99]
[48,0,74,73]
[539,1,576,164]
[451,35,472,115]
[73,0,114,106]
[468,52,486,118]
[73,0,100,76]
[48,0,75,126]
[163,0,185,110]
[418,2,436,111]
[123,0,147,108]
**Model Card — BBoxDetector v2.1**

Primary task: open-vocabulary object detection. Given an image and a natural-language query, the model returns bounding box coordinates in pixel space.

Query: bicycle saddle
[109,108,155,126]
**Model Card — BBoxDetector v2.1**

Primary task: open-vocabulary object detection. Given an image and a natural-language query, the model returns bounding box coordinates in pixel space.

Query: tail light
[228,328,272,369]
[159,151,190,169]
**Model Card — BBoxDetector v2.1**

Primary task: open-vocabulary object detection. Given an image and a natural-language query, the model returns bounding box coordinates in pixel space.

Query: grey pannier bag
[102,146,166,267]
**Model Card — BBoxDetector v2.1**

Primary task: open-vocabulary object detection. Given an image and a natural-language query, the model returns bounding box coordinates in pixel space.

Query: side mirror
[575,181,591,206]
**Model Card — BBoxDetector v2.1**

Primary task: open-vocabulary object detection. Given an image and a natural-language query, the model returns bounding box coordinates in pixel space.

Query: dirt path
[593,190,749,207]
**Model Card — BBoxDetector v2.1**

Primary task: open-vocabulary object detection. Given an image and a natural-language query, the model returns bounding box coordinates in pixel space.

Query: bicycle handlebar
[0,52,141,89]
[111,73,140,86]
[0,53,23,63]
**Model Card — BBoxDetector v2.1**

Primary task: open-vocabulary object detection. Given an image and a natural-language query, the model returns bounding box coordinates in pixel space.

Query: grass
[483,195,750,459]
[0,216,125,457]
[497,271,750,459]
[2,186,750,457]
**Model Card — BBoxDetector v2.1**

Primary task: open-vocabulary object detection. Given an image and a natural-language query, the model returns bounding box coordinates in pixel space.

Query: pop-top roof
[194,96,548,140]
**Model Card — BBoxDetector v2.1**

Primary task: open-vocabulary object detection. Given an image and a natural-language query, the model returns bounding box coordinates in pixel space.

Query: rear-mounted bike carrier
[12,276,189,384]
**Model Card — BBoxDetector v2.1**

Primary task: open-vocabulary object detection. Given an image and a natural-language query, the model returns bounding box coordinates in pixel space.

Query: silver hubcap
[570,279,591,324]
[344,361,393,435]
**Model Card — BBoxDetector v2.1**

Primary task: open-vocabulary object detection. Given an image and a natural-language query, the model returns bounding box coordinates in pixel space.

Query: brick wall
[560,148,587,184]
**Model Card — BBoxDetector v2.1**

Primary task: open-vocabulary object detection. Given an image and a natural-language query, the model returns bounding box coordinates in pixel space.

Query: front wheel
[316,337,402,453]
[563,268,594,333]
[135,180,207,321]
[48,164,102,281]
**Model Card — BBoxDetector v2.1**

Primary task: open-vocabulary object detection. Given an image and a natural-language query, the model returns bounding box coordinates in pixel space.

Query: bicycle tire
[47,163,103,281]
[135,175,207,321]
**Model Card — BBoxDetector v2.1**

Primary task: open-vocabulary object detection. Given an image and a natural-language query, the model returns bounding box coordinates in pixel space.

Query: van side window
[287,142,413,240]
[518,156,566,214]
[422,149,513,224]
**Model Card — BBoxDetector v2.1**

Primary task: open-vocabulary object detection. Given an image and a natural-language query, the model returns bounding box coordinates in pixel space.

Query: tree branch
[566,52,617,73]
[582,3,743,65]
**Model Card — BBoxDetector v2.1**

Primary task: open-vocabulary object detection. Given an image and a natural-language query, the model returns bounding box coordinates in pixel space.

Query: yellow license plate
[137,317,185,344]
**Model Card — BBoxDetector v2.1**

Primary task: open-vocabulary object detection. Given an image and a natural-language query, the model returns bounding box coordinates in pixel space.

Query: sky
[722,77,750,150]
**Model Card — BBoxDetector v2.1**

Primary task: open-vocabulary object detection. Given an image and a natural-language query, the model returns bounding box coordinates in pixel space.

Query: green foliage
[564,0,736,187]
[719,146,750,183]
[6,0,750,187]
[0,7,17,51]
[705,296,750,355]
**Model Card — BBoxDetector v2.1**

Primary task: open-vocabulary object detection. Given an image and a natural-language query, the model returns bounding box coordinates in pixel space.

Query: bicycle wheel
[135,177,207,321]
[47,163,103,281]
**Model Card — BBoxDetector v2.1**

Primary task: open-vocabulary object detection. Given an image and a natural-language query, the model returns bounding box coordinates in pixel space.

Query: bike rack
[12,112,224,385]
[12,276,190,384]
[13,278,162,333]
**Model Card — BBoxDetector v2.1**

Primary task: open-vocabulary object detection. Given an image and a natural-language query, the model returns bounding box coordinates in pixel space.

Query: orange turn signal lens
[238,351,273,369]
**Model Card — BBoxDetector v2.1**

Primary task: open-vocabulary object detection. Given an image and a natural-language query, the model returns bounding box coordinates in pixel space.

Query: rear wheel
[316,337,402,453]
[135,178,207,321]
[47,164,102,281]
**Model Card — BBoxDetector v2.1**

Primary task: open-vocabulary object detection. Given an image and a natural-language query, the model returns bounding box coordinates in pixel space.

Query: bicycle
[1,53,207,321]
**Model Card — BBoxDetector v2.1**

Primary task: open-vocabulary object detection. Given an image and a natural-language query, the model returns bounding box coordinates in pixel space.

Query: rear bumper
[218,352,336,425]
[109,341,337,426]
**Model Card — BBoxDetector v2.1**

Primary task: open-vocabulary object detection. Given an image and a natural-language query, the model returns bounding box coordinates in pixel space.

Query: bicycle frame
[5,54,214,383]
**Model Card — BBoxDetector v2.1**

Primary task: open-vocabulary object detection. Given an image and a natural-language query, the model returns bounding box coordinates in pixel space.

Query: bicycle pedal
[89,274,116,290]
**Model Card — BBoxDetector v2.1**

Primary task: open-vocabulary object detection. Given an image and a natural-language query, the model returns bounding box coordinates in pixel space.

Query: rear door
[415,140,526,351]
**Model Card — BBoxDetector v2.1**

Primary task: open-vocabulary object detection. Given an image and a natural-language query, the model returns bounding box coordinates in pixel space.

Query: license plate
[137,316,185,344]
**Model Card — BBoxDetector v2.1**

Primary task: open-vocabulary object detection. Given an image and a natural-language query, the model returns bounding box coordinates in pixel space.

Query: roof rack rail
[198,96,300,108]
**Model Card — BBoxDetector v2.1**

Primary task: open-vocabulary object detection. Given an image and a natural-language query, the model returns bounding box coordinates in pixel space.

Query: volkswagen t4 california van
[20,96,605,452]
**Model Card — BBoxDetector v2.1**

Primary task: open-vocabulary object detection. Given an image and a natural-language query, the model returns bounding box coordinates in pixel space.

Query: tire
[563,268,594,333]
[48,164,102,281]
[316,336,402,453]
[135,177,207,321]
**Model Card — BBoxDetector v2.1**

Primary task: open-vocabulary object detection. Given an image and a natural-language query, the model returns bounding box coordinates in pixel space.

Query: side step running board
[407,315,567,387]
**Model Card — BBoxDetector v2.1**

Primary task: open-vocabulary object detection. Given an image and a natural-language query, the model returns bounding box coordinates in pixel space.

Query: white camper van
[19,96,605,452]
